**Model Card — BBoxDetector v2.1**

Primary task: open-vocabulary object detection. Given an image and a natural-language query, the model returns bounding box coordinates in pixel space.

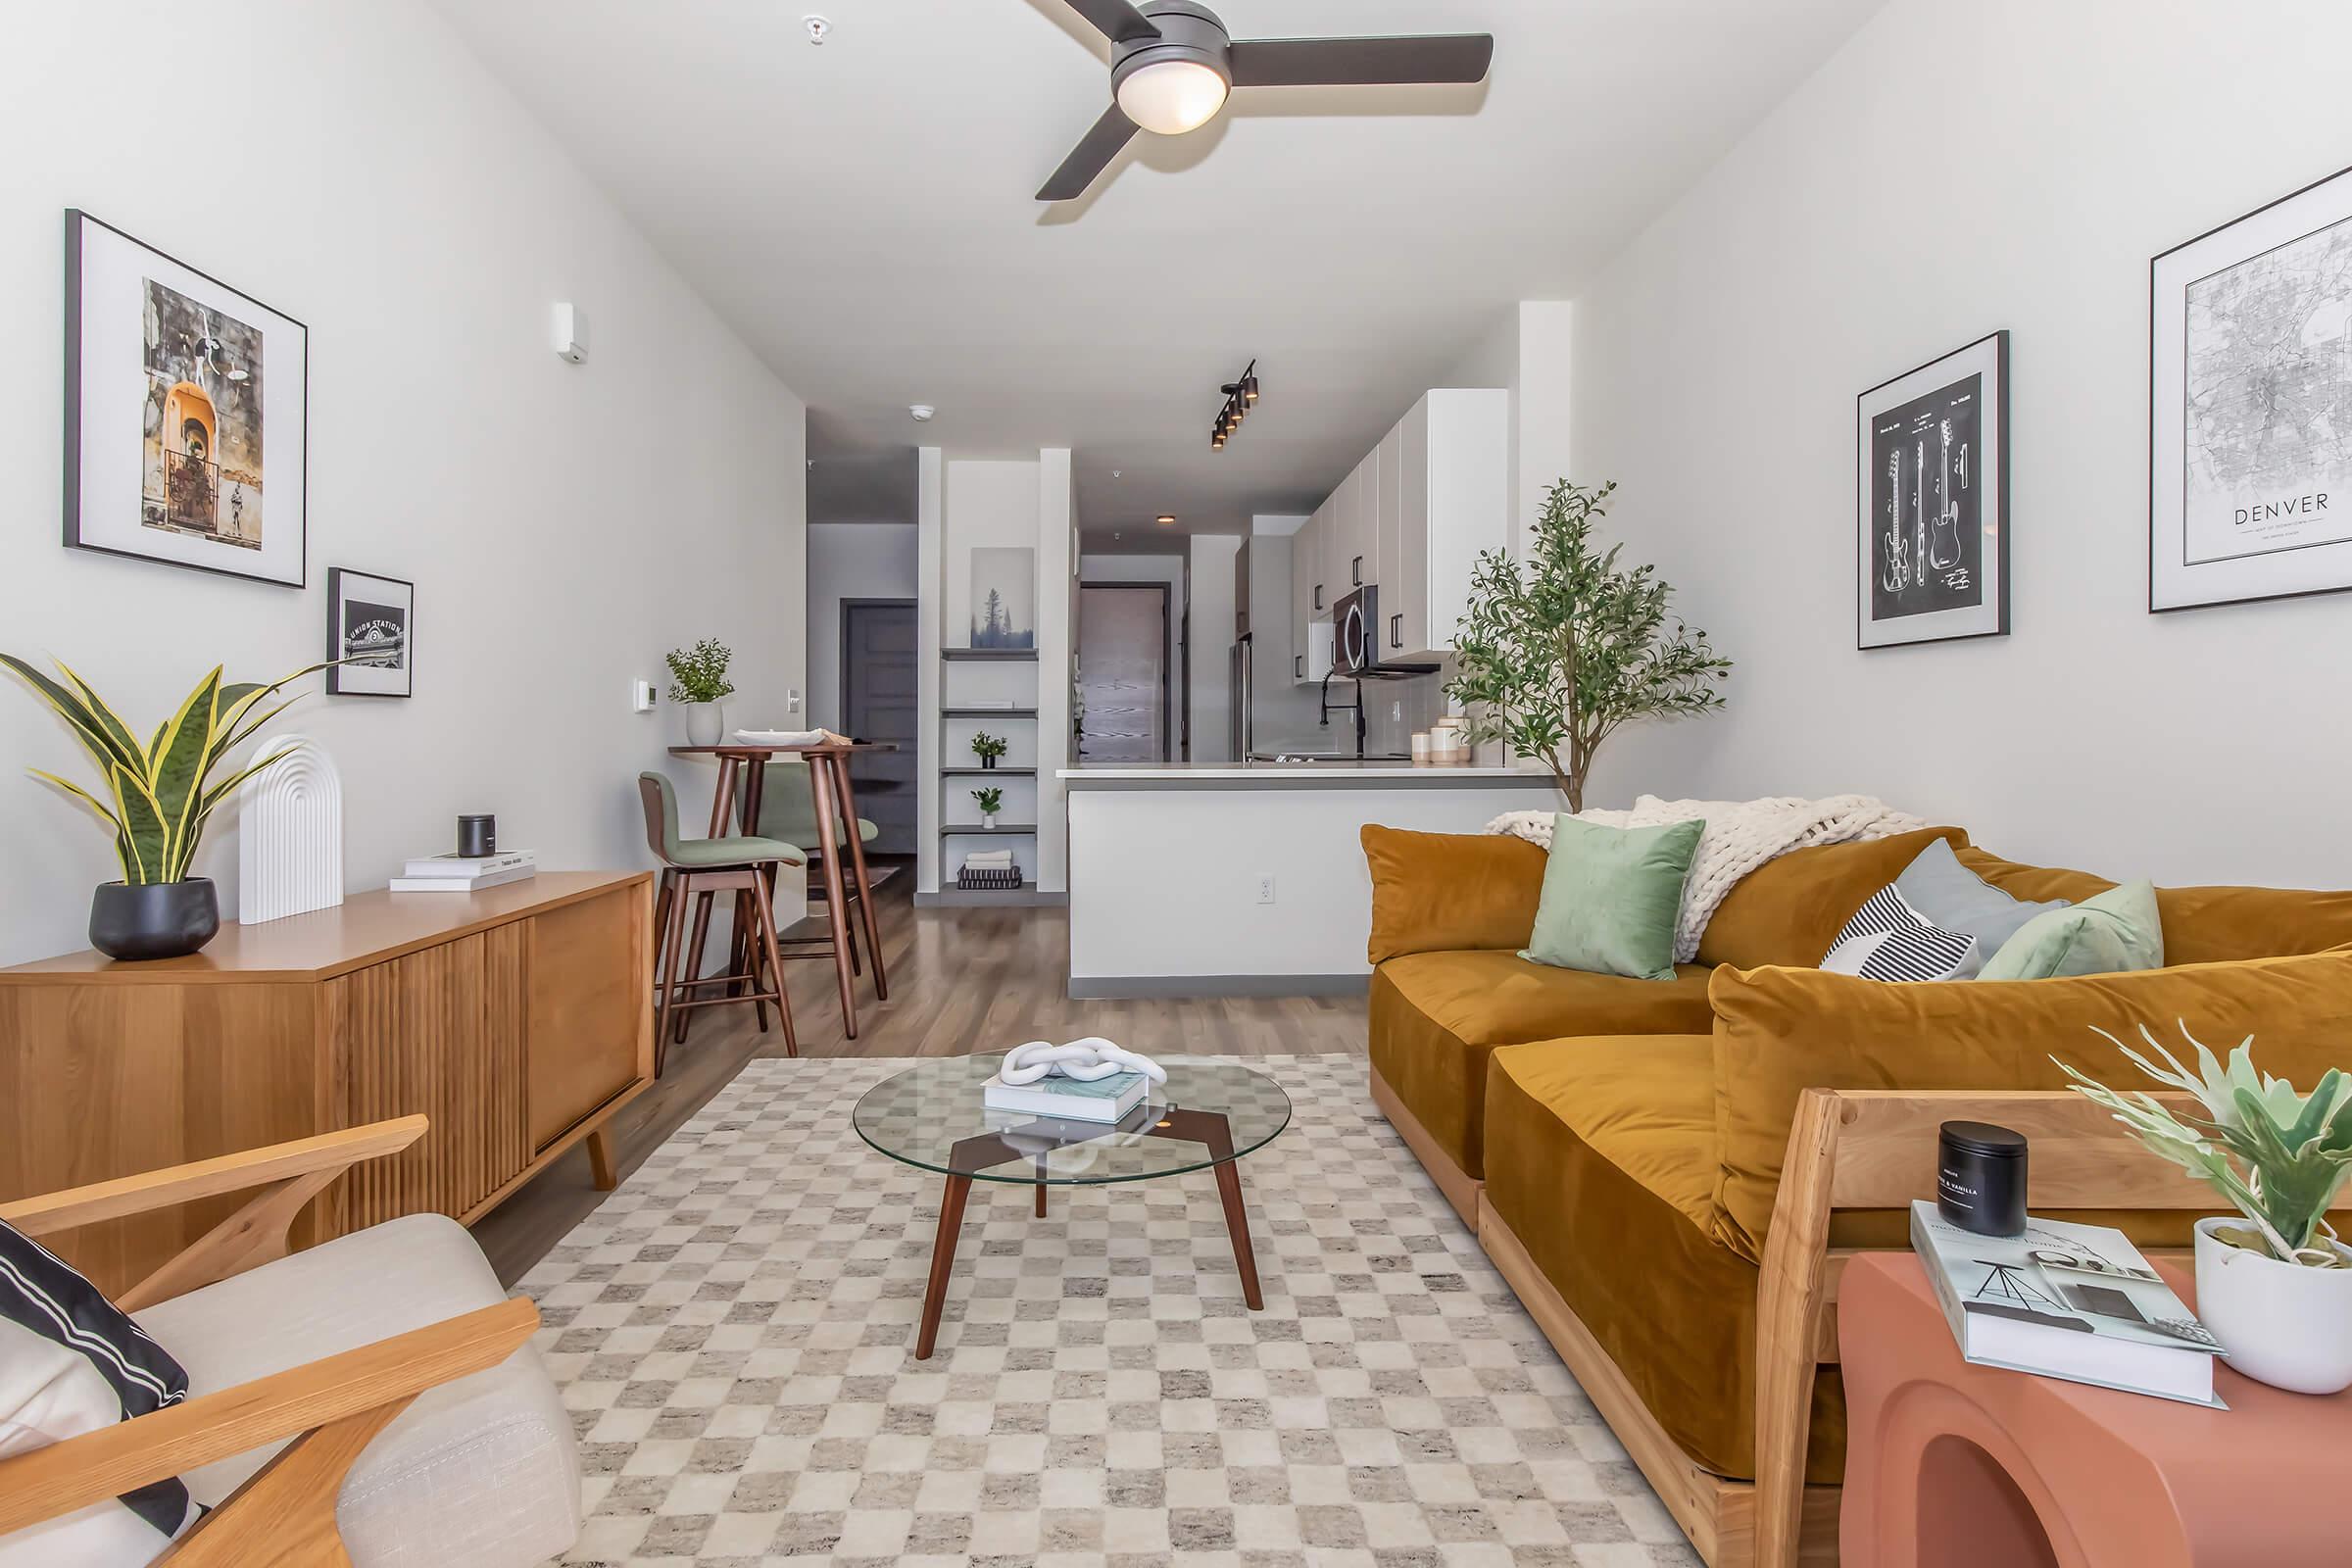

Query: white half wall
[1571,0,2352,888]
[0,0,806,965]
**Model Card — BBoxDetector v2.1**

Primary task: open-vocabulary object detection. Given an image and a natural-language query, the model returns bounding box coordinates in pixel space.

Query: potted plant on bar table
[665,638,735,748]
[3,656,326,960]
[972,785,1004,829]
[2059,1021,2352,1394]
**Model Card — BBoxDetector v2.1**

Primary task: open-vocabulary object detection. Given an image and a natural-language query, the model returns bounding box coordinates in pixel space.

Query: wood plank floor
[474,860,1366,1284]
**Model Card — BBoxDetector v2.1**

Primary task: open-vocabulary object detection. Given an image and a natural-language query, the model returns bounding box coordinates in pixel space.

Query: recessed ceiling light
[1156,514,1177,526]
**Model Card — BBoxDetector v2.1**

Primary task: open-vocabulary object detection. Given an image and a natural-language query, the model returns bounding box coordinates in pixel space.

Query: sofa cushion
[1369,951,1713,1180]
[132,1214,579,1568]
[1362,825,1548,964]
[1521,814,1705,981]
[1695,827,1968,969]
[1954,848,2352,964]
[1481,1036,1847,1484]
[1706,949,2352,1260]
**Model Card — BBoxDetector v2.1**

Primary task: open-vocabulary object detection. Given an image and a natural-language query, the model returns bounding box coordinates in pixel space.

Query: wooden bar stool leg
[652,869,693,1077]
[829,754,890,1001]
[674,889,715,1046]
[650,869,673,981]
[807,760,860,1039]
[749,859,798,1058]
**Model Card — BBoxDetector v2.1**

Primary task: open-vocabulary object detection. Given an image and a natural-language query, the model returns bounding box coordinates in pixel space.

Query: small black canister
[458,814,496,858]
[1937,1120,2028,1237]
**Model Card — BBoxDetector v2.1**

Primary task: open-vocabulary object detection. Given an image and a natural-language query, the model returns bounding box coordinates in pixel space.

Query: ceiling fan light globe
[1114,57,1229,134]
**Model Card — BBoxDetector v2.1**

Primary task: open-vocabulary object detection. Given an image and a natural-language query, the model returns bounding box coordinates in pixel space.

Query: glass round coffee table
[855,1054,1293,1358]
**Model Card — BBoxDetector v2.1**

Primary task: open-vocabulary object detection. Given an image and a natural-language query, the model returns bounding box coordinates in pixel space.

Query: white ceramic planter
[982,813,999,830]
[2193,1216,2352,1395]
[682,702,725,748]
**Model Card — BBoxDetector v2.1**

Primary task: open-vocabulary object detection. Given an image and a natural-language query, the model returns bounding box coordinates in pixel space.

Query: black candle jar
[458,814,496,858]
[1937,1120,2028,1237]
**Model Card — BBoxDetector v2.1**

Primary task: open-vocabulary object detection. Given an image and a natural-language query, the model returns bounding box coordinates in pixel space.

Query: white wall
[0,0,806,964]
[1447,301,1574,559]
[1188,535,1241,763]
[807,524,917,731]
[1571,0,2352,889]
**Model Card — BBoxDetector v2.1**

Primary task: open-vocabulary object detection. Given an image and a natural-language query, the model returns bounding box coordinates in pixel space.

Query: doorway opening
[1076,583,1171,763]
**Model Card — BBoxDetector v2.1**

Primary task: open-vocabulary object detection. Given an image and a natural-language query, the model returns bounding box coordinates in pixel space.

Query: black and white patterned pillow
[0,1220,202,1564]
[1821,884,1985,982]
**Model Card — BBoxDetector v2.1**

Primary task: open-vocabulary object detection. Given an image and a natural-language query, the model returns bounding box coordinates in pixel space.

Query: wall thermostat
[551,302,588,365]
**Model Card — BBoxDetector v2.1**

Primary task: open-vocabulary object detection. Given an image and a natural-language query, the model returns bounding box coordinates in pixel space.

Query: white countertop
[1059,760,1558,789]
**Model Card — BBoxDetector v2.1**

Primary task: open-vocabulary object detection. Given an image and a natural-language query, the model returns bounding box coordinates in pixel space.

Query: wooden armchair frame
[1750,1088,2351,1568]
[0,1116,543,1568]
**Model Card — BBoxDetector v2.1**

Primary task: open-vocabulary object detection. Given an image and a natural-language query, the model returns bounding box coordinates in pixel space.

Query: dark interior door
[842,599,917,853]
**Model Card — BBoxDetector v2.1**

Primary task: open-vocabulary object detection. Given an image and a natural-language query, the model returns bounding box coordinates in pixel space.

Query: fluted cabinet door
[331,924,530,1231]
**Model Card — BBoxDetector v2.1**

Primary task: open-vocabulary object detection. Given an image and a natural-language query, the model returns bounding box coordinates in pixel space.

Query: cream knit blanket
[1487,794,1928,963]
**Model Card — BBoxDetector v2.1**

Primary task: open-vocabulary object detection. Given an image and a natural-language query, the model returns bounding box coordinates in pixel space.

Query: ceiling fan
[1037,0,1494,201]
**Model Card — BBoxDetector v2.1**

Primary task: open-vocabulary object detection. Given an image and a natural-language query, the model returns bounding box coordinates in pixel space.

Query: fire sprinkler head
[908,404,935,421]
[803,14,832,45]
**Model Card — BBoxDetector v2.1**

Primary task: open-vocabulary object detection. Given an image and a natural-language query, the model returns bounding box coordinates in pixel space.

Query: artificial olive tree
[1446,479,1730,811]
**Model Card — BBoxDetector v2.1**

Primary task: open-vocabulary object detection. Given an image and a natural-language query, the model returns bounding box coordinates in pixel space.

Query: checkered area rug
[523,1054,1699,1567]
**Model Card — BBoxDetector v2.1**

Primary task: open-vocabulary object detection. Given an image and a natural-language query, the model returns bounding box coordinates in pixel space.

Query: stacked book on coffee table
[390,850,536,893]
[956,848,1021,890]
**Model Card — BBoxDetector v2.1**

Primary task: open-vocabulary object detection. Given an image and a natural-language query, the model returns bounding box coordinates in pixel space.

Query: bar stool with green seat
[637,771,805,1073]
[742,755,881,979]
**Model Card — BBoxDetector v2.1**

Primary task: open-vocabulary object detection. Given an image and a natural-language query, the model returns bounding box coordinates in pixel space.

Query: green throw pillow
[1519,814,1704,981]
[1978,878,2164,980]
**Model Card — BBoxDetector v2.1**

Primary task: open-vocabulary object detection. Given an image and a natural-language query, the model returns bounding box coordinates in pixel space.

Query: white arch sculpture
[237,733,344,924]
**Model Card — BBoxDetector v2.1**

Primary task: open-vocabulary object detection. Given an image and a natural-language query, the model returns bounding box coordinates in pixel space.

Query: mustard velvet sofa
[1360,823,2352,1566]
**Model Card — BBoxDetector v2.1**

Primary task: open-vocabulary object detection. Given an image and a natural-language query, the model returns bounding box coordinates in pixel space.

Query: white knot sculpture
[1000,1037,1167,1087]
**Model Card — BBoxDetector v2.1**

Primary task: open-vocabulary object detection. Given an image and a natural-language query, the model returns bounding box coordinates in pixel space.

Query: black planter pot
[981,756,997,770]
[89,878,220,961]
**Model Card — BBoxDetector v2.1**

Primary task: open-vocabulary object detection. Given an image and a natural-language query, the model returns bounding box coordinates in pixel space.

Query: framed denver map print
[65,210,308,587]
[2152,165,2352,612]
[1855,331,2009,648]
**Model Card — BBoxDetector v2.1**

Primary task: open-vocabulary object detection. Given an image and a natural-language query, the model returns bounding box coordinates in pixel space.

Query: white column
[1037,449,1074,892]
[915,446,944,894]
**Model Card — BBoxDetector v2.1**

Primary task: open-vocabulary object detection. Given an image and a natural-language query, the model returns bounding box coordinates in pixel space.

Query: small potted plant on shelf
[971,732,1007,771]
[4,655,327,960]
[665,638,735,747]
[971,785,1004,829]
[2057,1021,2352,1394]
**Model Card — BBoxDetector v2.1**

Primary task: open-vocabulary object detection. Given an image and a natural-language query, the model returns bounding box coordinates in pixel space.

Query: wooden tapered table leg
[1213,1157,1264,1310]
[586,1128,618,1190]
[1035,1155,1048,1217]
[915,1173,972,1360]
[807,754,861,1038]
[824,751,890,1001]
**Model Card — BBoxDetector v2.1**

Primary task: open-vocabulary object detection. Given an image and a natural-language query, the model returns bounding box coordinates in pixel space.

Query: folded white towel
[962,850,1014,864]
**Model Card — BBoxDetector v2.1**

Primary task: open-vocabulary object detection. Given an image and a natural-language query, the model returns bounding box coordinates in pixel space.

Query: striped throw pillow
[1821,885,1985,982]
[0,1220,202,1565]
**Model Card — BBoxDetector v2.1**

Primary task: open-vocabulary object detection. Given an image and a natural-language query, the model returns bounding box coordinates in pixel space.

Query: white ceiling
[435,0,1881,542]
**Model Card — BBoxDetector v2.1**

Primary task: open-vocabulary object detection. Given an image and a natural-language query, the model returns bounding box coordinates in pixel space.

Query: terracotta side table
[1839,1251,2352,1567]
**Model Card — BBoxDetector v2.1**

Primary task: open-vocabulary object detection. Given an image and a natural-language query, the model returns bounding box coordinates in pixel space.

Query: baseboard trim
[914,888,1069,907]
[1064,972,1371,1000]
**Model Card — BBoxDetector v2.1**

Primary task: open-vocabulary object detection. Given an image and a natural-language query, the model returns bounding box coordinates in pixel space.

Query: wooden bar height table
[667,741,893,1037]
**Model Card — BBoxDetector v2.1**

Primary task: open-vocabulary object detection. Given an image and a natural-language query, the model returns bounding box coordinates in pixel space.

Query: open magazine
[1909,1201,2224,1408]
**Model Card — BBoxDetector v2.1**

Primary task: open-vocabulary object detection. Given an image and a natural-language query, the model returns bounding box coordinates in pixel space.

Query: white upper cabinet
[1387,389,1508,661]
[1291,387,1504,675]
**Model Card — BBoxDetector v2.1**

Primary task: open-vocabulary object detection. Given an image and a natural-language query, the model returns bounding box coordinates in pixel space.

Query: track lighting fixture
[1210,358,1258,452]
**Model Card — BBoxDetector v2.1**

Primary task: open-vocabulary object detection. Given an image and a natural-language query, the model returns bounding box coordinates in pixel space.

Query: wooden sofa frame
[0,1115,542,1568]
[1377,1067,2336,1568]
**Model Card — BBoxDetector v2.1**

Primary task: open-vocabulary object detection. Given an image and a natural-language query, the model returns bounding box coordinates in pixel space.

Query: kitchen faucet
[1319,669,1367,758]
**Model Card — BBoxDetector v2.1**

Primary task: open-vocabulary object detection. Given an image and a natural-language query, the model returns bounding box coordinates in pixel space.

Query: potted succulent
[971,731,1007,771]
[4,656,326,960]
[2058,1022,2352,1394]
[971,785,1004,829]
[665,638,735,747]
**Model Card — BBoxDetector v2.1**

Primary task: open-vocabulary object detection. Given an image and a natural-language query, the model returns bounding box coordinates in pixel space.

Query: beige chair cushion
[133,1214,578,1568]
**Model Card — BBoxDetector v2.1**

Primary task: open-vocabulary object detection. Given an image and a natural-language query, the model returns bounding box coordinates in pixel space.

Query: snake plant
[2056,1020,2352,1267]
[3,656,326,885]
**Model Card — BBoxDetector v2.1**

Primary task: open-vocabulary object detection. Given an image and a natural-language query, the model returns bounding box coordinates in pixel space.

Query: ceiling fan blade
[1059,0,1162,46]
[1227,33,1494,88]
[1037,103,1141,201]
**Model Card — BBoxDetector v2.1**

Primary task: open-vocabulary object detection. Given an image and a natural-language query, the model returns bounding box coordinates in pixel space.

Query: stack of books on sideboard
[390,850,536,894]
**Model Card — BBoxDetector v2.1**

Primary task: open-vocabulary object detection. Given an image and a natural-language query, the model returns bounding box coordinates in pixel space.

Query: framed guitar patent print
[1855,330,2009,649]
[2151,164,2352,612]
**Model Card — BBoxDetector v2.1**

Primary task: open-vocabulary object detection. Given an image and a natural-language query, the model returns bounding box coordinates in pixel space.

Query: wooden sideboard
[0,870,653,1296]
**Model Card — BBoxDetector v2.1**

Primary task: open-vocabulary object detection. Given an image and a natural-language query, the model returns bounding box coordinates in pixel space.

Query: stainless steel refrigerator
[1228,633,1253,760]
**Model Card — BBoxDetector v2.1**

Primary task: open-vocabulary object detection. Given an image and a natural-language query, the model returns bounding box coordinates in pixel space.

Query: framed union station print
[2152,164,2352,612]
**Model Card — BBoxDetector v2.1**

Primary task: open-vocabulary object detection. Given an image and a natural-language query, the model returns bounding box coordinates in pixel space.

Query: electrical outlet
[631,679,658,713]
[1255,874,1276,905]
[788,688,803,713]
[1390,700,1402,722]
